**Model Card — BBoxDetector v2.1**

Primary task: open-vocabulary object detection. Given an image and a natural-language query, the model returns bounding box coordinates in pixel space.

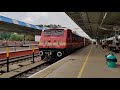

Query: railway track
[0,53,40,67]
[11,61,51,78]
[0,48,59,78]
[0,46,85,78]
[10,48,81,78]
[0,52,56,78]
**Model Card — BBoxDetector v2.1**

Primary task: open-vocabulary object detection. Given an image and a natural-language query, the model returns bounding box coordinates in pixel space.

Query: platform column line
[77,45,93,78]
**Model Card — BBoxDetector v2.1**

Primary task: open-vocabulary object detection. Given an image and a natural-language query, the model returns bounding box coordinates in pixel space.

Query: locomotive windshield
[44,30,52,36]
[54,30,64,36]
[44,29,64,36]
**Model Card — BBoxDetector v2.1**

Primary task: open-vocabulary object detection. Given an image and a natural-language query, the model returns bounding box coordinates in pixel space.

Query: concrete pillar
[23,32,27,45]
[84,37,85,46]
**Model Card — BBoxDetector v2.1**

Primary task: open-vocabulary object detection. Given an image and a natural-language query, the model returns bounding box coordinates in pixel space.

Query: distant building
[35,35,41,42]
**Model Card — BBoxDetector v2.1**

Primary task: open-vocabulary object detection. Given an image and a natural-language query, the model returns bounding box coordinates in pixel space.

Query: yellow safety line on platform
[77,45,93,78]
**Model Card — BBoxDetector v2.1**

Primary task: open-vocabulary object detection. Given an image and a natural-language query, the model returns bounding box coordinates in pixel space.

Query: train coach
[106,36,120,53]
[39,28,91,62]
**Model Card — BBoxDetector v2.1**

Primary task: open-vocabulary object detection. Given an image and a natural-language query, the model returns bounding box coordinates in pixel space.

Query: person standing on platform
[102,40,105,49]
[96,41,98,48]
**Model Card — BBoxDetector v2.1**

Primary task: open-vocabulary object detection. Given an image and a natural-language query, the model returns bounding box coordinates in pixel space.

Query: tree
[6,33,12,40]
[17,35,24,41]
[0,32,8,40]
[37,24,43,27]
[26,35,34,41]
[9,34,17,41]
[0,32,12,40]
[9,33,24,41]
[0,32,35,41]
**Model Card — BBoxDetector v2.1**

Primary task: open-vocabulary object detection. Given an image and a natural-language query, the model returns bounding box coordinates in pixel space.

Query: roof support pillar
[23,32,27,45]
[113,25,120,36]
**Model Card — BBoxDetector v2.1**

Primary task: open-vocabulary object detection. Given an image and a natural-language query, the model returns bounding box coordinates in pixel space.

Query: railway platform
[0,46,38,53]
[29,44,120,78]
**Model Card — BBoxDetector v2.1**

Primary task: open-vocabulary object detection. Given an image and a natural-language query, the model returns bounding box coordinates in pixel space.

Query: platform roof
[66,12,120,39]
[0,15,43,35]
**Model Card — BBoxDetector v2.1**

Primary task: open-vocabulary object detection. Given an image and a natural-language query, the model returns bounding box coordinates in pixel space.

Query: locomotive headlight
[57,51,62,57]
[40,51,43,56]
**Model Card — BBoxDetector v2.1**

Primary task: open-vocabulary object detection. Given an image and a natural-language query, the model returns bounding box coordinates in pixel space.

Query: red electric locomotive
[39,28,90,62]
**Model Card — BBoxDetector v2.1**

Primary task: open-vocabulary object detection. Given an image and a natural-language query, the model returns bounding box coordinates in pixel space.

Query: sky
[0,12,91,39]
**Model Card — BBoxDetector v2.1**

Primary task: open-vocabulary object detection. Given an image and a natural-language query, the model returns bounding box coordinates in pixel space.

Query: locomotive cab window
[54,30,64,36]
[44,30,52,36]
[44,29,64,36]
